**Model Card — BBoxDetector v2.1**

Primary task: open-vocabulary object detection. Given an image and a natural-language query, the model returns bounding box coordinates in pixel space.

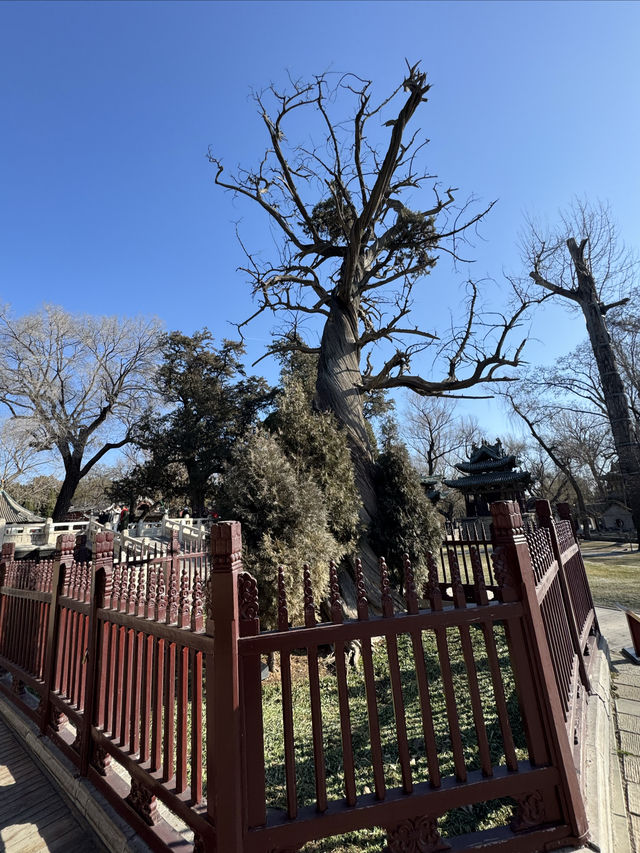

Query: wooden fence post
[40,533,75,734]
[238,571,267,829]
[206,521,244,853]
[0,543,13,675]
[491,501,589,843]
[536,500,591,694]
[79,530,114,776]
[557,502,578,539]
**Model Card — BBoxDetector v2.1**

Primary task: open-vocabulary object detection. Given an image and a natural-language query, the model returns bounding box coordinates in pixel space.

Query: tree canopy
[0,305,162,520]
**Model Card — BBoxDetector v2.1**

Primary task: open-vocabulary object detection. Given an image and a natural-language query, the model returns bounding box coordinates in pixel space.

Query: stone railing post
[557,502,578,540]
[205,521,244,853]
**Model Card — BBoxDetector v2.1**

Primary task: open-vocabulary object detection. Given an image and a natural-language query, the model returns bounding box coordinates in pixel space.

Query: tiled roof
[0,489,44,523]
[455,455,517,474]
[444,470,532,490]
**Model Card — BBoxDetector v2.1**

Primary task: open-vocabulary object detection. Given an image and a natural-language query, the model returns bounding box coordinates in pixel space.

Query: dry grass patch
[581,540,640,610]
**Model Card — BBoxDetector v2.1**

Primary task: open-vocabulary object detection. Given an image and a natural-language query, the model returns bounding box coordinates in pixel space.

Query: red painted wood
[190,648,202,805]
[176,645,188,794]
[163,640,176,782]
[151,637,165,772]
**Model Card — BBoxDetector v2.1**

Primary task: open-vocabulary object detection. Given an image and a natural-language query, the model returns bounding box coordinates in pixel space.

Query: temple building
[444,440,532,517]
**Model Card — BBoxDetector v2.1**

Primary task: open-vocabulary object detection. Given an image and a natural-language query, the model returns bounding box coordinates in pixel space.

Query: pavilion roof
[444,470,532,491]
[0,489,44,523]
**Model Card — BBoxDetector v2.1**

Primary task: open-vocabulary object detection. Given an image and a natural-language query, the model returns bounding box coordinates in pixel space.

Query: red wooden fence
[0,499,597,852]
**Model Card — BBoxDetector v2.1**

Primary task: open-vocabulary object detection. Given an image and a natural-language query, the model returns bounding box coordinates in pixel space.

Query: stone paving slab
[0,714,103,853]
[617,697,640,716]
[614,682,640,700]
[618,713,640,733]
[620,730,640,755]
[627,782,640,816]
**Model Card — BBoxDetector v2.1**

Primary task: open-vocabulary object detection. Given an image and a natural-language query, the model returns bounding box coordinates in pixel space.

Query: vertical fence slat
[176,645,188,794]
[380,558,413,794]
[190,648,203,805]
[329,562,356,807]
[278,568,298,820]
[355,558,386,801]
[40,534,74,734]
[303,565,328,813]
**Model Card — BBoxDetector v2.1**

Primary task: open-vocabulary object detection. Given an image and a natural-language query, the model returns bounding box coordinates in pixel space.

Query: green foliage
[217,430,341,628]
[268,377,361,549]
[372,437,442,589]
[11,475,61,518]
[303,183,355,244]
[113,330,272,514]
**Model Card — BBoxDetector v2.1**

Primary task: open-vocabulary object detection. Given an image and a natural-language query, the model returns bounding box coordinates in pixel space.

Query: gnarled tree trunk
[567,237,640,546]
[314,295,383,610]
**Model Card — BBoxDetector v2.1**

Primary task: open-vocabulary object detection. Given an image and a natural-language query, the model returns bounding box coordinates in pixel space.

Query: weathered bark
[52,461,82,521]
[567,237,640,546]
[314,295,383,608]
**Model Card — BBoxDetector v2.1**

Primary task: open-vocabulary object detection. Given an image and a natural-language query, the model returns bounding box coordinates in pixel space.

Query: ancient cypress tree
[210,63,530,580]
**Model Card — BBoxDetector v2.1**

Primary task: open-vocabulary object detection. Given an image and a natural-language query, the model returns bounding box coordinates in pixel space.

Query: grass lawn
[580,540,640,610]
[261,627,527,852]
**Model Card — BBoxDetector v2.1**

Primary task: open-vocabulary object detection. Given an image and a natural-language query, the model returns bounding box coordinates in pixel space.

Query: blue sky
[1,0,639,437]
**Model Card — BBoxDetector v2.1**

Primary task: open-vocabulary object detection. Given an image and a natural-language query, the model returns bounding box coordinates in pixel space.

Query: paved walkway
[0,714,103,852]
[597,606,640,852]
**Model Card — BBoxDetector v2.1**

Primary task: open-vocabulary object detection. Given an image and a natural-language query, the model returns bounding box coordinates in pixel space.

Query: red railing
[0,499,597,852]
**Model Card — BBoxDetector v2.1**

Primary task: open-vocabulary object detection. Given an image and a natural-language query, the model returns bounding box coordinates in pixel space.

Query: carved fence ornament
[126,777,158,826]
[403,553,418,614]
[191,566,203,631]
[386,815,450,853]
[303,563,316,627]
[277,565,289,631]
[380,556,393,617]
[238,571,259,621]
[511,789,545,831]
[355,556,369,620]
[491,500,525,539]
[491,545,514,594]
[329,560,343,623]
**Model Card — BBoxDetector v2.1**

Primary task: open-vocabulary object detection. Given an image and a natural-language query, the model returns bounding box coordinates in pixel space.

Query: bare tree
[403,395,480,476]
[210,63,531,540]
[0,419,47,489]
[504,387,602,537]
[524,198,640,542]
[0,305,162,520]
